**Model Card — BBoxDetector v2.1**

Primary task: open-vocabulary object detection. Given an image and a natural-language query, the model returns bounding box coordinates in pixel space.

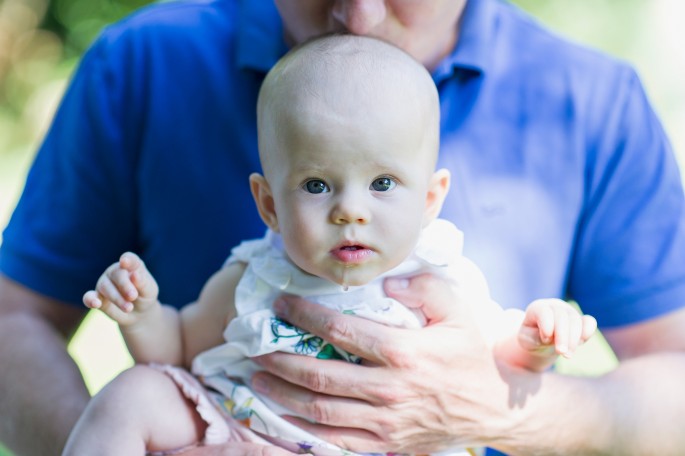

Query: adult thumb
[384,273,471,325]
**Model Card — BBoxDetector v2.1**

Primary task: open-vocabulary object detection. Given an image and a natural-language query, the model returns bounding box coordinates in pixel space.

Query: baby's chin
[320,265,386,289]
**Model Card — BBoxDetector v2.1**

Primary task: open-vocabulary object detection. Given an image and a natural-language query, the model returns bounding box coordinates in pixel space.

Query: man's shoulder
[87,0,282,75]
[96,0,240,47]
[494,1,629,76]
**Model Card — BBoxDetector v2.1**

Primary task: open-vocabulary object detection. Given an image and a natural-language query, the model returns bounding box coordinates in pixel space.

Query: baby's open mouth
[341,245,363,250]
[331,243,374,263]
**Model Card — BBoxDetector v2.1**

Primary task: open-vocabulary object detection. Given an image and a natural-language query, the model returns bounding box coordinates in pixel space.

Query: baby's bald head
[256,34,440,180]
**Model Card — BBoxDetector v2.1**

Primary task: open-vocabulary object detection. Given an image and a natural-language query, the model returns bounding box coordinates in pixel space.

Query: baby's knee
[94,364,176,407]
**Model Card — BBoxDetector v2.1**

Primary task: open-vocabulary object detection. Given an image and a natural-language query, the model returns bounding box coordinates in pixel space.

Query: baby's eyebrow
[290,164,325,175]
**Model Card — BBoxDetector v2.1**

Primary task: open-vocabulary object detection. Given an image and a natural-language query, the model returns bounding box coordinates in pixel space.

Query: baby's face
[262,99,438,286]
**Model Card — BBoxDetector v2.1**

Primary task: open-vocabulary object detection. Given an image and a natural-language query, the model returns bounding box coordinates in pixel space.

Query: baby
[64,35,596,456]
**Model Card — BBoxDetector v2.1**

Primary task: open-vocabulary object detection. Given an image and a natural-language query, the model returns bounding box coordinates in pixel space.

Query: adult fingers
[251,360,453,453]
[179,442,295,456]
[282,417,387,453]
[251,367,380,426]
[272,295,404,365]
[253,351,403,404]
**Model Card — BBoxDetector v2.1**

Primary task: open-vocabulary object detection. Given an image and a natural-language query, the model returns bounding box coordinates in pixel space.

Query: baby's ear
[423,168,451,226]
[249,173,279,232]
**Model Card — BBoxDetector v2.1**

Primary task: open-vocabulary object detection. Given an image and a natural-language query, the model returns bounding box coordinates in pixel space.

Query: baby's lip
[336,240,365,249]
[332,239,373,251]
[330,241,375,263]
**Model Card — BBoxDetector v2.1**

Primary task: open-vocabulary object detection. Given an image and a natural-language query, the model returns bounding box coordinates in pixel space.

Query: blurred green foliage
[44,0,152,56]
[0,0,152,159]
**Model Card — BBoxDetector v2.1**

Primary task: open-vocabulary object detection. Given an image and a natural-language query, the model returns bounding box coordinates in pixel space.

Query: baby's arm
[83,252,183,365]
[180,262,247,367]
[493,299,597,372]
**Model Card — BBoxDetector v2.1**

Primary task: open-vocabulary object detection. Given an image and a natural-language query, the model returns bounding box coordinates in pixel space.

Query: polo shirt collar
[433,0,498,81]
[236,0,499,80]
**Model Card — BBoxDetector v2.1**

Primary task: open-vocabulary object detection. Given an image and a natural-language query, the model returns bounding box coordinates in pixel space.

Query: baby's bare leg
[63,365,206,455]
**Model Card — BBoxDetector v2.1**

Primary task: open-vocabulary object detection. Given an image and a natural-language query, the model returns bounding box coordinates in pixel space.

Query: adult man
[1,1,684,455]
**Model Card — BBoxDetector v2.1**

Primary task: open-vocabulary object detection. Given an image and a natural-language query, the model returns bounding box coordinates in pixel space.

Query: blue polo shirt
[2,0,685,330]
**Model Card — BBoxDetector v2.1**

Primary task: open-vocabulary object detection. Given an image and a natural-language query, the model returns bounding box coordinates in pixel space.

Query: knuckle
[375,414,403,440]
[301,366,329,393]
[374,385,404,405]
[305,396,331,424]
[105,265,122,279]
[371,377,412,405]
[377,340,416,369]
[111,268,127,282]
[321,316,353,344]
[95,281,108,295]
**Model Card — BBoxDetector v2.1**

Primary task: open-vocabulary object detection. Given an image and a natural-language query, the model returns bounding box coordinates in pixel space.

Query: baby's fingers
[119,252,158,299]
[524,300,556,344]
[554,305,583,358]
[581,314,598,342]
[96,273,135,313]
[547,305,573,357]
[119,251,144,273]
[105,262,139,302]
[83,290,103,309]
[83,287,137,326]
[552,305,600,358]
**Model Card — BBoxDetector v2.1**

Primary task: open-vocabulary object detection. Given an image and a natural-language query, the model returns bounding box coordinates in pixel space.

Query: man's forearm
[0,313,90,455]
[494,352,685,455]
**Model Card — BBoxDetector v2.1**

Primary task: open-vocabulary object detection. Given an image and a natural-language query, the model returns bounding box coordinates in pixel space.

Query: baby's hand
[82,252,160,326]
[518,299,597,358]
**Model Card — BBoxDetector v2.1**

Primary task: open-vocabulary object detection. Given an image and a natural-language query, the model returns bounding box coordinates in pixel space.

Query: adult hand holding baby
[179,442,294,456]
[252,274,523,454]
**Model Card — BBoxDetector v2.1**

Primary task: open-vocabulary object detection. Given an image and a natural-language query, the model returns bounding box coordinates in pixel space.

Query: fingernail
[520,332,540,346]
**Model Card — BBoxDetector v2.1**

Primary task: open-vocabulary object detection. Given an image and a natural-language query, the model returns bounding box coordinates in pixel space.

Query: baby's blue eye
[304,179,329,194]
[370,177,396,192]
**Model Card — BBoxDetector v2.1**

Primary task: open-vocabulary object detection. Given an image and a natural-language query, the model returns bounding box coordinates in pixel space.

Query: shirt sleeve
[0,28,142,306]
[568,66,685,327]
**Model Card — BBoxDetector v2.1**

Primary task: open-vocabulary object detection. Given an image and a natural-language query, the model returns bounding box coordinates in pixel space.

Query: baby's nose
[330,200,371,225]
